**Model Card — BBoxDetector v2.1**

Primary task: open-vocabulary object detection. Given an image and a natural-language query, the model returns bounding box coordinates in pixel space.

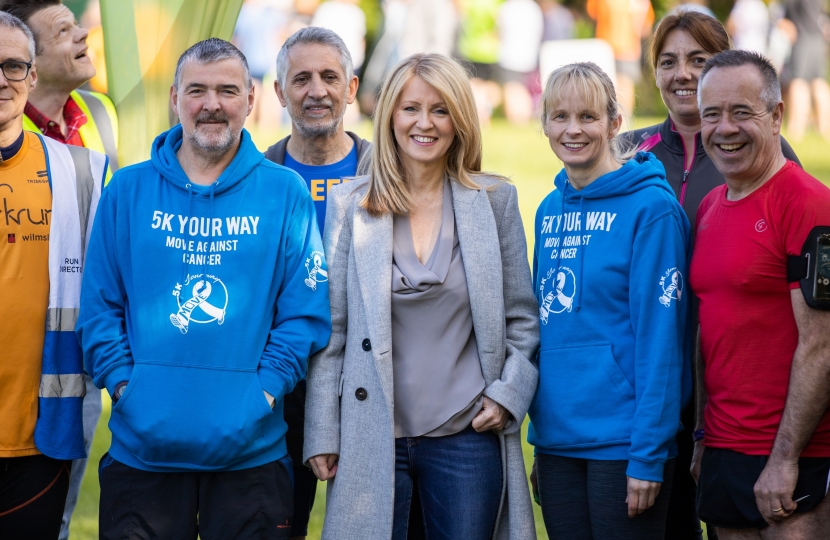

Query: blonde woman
[528,62,692,540]
[304,53,539,540]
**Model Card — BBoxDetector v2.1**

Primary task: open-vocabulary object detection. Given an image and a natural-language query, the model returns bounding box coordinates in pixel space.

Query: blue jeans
[393,426,502,540]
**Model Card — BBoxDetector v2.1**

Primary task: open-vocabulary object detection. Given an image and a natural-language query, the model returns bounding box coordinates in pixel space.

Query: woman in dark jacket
[625,9,800,228]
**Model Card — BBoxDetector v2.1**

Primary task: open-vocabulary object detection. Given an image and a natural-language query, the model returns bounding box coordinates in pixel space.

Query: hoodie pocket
[536,343,635,448]
[112,363,272,469]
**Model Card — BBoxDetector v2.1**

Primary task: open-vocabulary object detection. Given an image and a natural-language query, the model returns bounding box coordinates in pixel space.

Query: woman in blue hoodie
[528,62,692,540]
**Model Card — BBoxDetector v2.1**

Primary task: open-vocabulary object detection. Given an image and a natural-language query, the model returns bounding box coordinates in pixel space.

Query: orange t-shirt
[587,0,655,62]
[0,132,51,457]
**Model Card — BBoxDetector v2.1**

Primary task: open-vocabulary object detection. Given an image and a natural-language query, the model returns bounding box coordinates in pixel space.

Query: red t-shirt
[690,161,830,456]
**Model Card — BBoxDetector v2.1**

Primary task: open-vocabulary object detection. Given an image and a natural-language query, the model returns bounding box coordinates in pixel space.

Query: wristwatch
[693,429,705,443]
[112,382,128,403]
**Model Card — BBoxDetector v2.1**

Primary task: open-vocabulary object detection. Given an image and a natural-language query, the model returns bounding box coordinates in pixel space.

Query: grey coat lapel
[451,180,505,384]
[352,205,395,413]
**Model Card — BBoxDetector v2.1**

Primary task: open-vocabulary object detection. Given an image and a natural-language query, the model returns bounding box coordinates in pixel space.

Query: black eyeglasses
[0,61,33,82]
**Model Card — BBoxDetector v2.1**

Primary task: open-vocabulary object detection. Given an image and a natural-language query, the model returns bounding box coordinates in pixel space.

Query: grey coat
[305,175,540,540]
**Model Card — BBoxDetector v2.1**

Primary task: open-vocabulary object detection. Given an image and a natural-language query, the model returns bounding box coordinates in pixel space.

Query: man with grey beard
[78,38,330,538]
[265,26,371,540]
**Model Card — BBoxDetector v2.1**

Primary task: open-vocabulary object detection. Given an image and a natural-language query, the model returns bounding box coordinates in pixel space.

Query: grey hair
[275,26,354,92]
[699,50,782,111]
[0,12,36,62]
[173,38,252,89]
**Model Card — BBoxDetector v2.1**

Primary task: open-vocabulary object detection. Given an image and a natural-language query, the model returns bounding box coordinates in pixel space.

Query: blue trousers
[393,426,502,540]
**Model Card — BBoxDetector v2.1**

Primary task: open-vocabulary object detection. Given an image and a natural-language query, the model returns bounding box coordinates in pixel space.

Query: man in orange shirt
[586,0,654,114]
[0,12,104,538]
[0,1,120,536]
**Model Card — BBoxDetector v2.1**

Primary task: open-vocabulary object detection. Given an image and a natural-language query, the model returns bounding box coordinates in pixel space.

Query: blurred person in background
[456,0,502,125]
[0,1,120,538]
[623,11,800,540]
[359,0,409,111]
[671,0,715,18]
[0,12,105,539]
[586,0,654,115]
[312,0,366,76]
[360,0,457,114]
[233,0,292,132]
[311,0,366,126]
[497,0,543,125]
[264,27,371,539]
[766,1,795,73]
[398,0,457,60]
[727,0,769,56]
[540,0,575,42]
[530,61,691,540]
[782,0,830,141]
[304,53,538,540]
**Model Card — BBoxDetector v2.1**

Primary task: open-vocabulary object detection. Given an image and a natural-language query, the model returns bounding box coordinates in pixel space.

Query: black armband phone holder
[787,226,830,310]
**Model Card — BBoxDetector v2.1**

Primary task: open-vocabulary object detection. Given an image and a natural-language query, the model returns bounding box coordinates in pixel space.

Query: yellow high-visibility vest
[23,89,119,184]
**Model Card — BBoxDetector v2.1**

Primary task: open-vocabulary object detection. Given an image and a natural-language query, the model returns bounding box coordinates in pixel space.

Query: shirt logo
[659,268,684,308]
[539,266,576,324]
[7,234,14,243]
[170,273,228,334]
[304,250,328,291]
[755,219,768,232]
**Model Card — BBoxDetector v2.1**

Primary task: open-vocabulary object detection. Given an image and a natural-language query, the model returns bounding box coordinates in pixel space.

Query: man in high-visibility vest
[0,0,118,182]
[0,12,105,538]
[0,2,118,538]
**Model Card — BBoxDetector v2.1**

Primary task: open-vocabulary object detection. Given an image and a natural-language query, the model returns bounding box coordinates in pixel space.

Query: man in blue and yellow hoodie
[77,39,331,538]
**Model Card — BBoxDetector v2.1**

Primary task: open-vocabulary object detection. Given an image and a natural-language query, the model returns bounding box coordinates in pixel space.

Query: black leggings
[0,454,70,539]
[536,454,675,540]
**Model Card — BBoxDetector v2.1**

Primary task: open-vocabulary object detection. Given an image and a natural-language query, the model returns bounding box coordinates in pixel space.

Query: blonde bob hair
[540,62,637,164]
[361,54,487,216]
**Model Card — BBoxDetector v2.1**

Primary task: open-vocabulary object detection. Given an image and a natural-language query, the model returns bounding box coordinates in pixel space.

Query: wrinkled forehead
[0,28,33,62]
[699,66,765,108]
[30,4,75,34]
[286,43,346,76]
[177,57,248,89]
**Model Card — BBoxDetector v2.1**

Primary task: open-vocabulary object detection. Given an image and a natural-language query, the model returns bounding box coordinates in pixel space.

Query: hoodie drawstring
[574,196,586,312]
[556,180,587,312]
[181,183,194,287]
[204,183,216,280]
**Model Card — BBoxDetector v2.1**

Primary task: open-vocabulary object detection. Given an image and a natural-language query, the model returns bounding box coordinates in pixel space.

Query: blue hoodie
[77,126,332,472]
[528,153,692,482]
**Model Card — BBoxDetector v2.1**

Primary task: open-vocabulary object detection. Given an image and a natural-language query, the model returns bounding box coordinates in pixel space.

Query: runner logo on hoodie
[304,251,328,291]
[659,268,683,308]
[539,266,576,324]
[170,273,228,334]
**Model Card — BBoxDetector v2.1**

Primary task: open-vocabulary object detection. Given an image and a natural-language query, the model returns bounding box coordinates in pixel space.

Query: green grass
[69,119,829,539]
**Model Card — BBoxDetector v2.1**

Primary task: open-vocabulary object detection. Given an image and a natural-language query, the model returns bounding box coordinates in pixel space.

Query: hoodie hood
[549,152,671,311]
[151,124,264,196]
[553,151,671,201]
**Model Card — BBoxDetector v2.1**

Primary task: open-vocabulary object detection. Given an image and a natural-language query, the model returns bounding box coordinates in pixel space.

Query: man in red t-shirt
[690,50,830,539]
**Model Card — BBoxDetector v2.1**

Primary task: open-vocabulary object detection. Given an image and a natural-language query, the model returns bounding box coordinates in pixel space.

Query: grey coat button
[355,388,368,401]
[362,338,372,351]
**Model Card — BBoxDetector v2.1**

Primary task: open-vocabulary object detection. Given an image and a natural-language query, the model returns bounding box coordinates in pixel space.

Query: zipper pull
[682,170,689,184]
